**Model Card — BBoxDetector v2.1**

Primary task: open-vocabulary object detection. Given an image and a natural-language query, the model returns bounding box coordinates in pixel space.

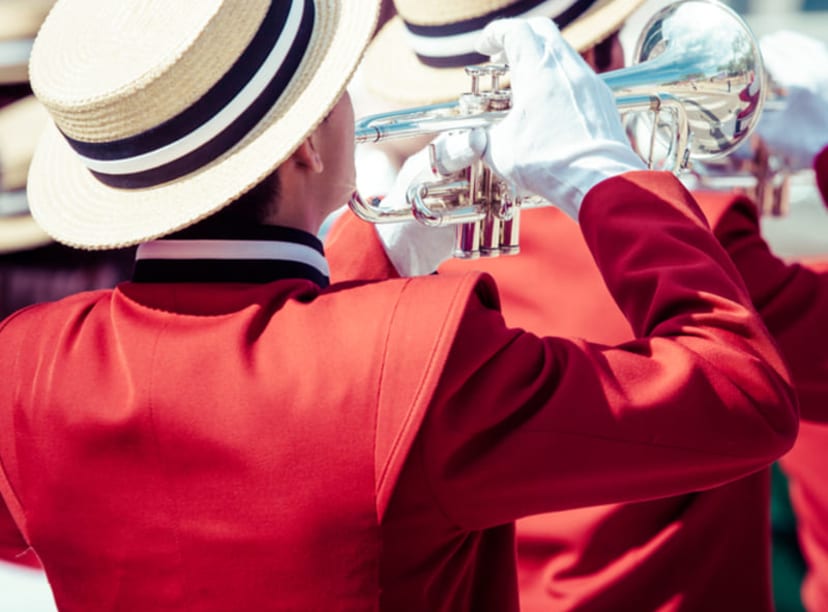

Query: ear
[291,137,324,173]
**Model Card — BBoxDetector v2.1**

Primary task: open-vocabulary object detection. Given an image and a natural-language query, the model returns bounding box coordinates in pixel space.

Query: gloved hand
[756,30,828,171]
[373,142,457,276]
[474,17,646,219]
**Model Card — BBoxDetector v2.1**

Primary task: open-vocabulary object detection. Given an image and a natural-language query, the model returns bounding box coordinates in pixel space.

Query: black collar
[132,225,329,287]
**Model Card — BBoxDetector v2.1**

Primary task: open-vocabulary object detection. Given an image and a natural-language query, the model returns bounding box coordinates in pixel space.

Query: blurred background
[622,0,828,264]
[1,0,827,611]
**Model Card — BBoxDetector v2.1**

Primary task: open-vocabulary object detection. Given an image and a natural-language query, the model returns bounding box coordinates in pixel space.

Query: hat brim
[0,95,49,191]
[0,0,57,85]
[26,0,379,250]
[363,0,647,106]
[0,213,52,255]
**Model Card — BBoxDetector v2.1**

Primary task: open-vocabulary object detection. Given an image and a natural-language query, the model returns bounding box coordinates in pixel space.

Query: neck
[264,202,327,235]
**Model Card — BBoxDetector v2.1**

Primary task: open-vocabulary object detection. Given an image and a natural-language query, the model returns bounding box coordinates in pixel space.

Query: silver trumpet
[349,0,767,259]
[685,84,798,217]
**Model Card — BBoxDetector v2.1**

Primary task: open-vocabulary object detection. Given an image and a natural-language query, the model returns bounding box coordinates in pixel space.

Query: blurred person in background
[732,30,828,612]
[0,0,135,320]
[1,3,133,608]
[0,96,136,319]
[329,0,828,609]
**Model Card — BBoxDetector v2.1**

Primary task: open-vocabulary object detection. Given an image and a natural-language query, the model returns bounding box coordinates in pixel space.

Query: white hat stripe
[64,0,313,188]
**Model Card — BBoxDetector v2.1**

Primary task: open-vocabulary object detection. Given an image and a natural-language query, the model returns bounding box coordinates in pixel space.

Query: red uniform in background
[436,146,828,611]
[723,147,828,612]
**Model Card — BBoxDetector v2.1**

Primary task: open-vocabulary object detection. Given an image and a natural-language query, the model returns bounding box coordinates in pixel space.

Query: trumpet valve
[480,215,502,257]
[499,210,521,256]
[461,64,511,114]
[454,222,482,259]
[464,64,507,94]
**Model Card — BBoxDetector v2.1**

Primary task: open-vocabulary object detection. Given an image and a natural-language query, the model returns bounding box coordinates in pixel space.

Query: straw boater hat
[26,0,380,250]
[364,0,647,106]
[0,96,51,254]
[0,0,56,254]
[0,0,56,84]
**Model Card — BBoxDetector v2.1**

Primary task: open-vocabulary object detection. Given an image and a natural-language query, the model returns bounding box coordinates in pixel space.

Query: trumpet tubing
[350,0,766,259]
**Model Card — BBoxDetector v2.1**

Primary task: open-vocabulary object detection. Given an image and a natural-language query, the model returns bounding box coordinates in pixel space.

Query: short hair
[171,169,281,237]
[593,31,620,73]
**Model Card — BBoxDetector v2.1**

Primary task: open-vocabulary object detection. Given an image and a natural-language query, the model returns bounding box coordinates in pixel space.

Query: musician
[0,0,798,609]
[0,4,131,608]
[0,97,136,320]
[328,0,826,610]
[739,30,828,612]
[0,0,135,321]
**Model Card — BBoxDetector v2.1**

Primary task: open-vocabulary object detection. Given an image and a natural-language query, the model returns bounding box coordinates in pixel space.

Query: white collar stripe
[136,239,330,277]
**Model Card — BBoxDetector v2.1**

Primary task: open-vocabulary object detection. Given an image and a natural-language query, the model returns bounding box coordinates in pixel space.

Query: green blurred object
[771,462,806,612]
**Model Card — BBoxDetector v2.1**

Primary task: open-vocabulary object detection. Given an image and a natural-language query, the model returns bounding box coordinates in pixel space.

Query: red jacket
[436,148,828,611]
[1,173,796,611]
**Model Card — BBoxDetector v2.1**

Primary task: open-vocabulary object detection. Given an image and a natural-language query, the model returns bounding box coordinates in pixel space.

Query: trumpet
[349,0,767,259]
[683,85,801,217]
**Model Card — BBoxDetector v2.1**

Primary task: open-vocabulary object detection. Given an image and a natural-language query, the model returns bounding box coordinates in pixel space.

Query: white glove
[757,30,828,171]
[374,143,457,277]
[474,17,645,220]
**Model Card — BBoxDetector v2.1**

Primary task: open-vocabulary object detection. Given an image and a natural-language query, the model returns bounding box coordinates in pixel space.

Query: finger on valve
[472,17,644,220]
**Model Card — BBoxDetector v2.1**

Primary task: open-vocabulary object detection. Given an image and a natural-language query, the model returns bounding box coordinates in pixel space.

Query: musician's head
[25,0,380,249]
[359,0,646,111]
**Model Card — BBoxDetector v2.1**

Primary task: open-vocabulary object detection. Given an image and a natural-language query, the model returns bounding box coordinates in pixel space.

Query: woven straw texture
[364,0,646,106]
[26,0,380,249]
[31,1,269,141]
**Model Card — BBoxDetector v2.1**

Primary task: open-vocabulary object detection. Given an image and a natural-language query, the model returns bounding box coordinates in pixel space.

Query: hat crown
[29,0,269,143]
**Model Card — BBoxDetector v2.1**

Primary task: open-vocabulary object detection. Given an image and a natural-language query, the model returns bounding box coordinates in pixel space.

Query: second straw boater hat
[0,0,55,254]
[26,0,380,250]
[364,0,647,106]
[0,96,51,254]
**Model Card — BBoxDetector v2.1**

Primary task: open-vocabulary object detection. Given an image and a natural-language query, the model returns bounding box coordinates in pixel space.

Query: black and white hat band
[403,0,597,68]
[62,0,315,189]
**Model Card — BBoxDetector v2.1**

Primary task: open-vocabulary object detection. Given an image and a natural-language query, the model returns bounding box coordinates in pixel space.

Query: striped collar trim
[133,227,329,286]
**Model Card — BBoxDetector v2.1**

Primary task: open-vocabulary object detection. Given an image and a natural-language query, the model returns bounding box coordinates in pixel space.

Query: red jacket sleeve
[412,172,797,529]
[697,189,828,423]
